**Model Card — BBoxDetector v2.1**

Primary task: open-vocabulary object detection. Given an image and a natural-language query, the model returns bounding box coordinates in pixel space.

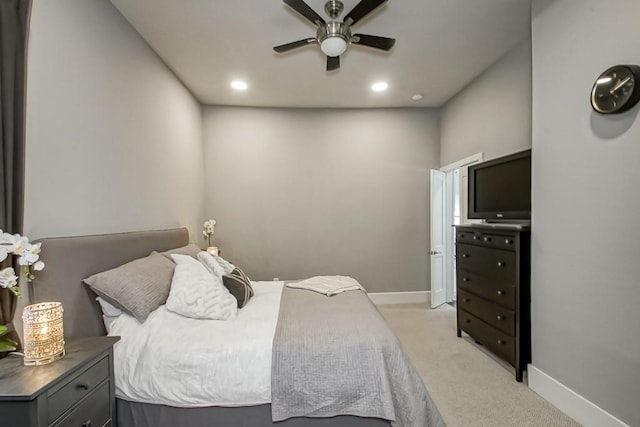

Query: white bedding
[109,281,284,407]
[286,275,365,296]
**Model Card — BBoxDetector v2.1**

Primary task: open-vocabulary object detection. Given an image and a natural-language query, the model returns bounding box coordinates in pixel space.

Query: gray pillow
[83,252,175,322]
[222,267,254,308]
[160,243,201,261]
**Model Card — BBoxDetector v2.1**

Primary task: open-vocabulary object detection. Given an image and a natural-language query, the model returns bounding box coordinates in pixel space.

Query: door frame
[440,153,484,302]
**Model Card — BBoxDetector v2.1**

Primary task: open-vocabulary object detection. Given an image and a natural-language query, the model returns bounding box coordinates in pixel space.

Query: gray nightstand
[0,336,120,427]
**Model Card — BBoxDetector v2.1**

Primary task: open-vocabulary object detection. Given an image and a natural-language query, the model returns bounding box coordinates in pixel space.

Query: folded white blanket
[286,276,365,296]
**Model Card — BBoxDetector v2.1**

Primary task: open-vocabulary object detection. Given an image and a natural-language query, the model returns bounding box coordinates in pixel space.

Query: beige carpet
[378,303,580,427]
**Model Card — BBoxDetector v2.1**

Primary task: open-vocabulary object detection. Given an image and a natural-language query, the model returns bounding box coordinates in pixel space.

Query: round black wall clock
[590,64,640,114]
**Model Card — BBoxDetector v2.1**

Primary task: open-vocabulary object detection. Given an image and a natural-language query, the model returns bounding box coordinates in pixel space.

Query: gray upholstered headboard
[31,228,189,339]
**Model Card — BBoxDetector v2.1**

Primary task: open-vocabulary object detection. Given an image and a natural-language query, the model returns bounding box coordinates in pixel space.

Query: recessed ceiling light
[411,94,424,101]
[230,80,248,91]
[371,82,388,92]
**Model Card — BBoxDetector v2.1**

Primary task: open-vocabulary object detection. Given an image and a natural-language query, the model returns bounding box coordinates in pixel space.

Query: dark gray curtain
[0,0,31,352]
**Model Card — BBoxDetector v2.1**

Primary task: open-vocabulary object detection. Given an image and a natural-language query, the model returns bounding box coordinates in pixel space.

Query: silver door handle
[429,250,440,255]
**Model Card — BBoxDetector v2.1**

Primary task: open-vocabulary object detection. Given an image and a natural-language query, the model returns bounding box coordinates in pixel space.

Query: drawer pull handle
[462,277,470,282]
[462,298,469,303]
[497,340,505,345]
[464,319,471,324]
[462,253,469,258]
[484,237,491,242]
[459,234,465,239]
[473,236,479,240]
[497,290,504,295]
[505,239,512,244]
[497,261,505,267]
[76,383,90,391]
[497,315,503,320]
[82,421,92,427]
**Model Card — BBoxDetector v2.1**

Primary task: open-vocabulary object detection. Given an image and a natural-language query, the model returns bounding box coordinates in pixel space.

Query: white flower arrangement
[0,231,45,297]
[202,219,216,247]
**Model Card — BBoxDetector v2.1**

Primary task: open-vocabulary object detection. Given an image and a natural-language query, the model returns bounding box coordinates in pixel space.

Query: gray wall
[202,107,440,292]
[440,39,532,165]
[531,0,640,425]
[24,0,204,240]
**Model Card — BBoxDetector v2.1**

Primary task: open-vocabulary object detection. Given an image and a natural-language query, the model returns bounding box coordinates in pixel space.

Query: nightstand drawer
[48,356,109,424]
[53,382,110,427]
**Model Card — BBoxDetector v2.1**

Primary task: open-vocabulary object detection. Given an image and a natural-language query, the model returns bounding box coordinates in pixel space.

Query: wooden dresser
[454,224,531,381]
[0,336,119,426]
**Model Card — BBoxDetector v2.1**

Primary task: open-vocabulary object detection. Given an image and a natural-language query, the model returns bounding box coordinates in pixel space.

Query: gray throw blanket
[271,285,446,427]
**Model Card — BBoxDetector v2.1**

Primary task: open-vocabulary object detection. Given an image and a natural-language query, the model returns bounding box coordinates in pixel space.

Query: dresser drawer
[48,356,109,424]
[456,243,482,270]
[458,289,515,335]
[480,233,518,250]
[483,248,516,282]
[458,309,515,365]
[457,270,515,309]
[53,381,110,427]
[457,244,516,282]
[456,229,482,245]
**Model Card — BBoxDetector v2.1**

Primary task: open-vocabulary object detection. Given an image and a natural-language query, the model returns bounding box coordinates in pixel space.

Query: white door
[430,169,446,308]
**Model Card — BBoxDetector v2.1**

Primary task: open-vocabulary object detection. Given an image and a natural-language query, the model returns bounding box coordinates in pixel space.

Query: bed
[31,227,445,427]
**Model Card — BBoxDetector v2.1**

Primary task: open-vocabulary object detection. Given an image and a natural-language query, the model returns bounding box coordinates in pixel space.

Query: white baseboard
[368,291,429,305]
[528,365,629,427]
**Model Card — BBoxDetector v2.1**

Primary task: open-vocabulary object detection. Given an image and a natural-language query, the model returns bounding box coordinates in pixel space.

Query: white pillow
[197,251,235,277]
[166,256,237,320]
[97,296,124,317]
[171,253,202,266]
[96,296,124,332]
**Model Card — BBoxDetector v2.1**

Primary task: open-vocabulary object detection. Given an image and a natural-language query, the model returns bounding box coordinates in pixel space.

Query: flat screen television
[468,149,531,221]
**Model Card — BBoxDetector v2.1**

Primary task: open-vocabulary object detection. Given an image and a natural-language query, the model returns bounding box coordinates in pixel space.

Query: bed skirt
[117,400,392,427]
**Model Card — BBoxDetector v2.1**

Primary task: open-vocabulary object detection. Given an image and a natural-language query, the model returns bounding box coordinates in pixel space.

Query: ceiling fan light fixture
[320,36,347,57]
[274,0,396,71]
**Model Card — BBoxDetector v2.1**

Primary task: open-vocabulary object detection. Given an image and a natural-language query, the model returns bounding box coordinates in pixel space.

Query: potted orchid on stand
[0,231,45,353]
[203,219,219,256]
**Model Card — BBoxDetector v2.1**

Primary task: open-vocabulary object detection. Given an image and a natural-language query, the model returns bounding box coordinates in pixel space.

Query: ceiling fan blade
[283,0,326,25]
[352,33,396,51]
[327,55,340,71]
[274,38,317,53]
[344,0,387,26]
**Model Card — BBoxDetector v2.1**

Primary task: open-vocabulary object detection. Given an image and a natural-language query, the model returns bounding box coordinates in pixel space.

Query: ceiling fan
[273,0,396,71]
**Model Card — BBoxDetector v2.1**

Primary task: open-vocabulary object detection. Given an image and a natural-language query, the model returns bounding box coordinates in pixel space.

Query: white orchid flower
[2,232,22,245]
[0,232,44,293]
[0,230,11,244]
[2,233,29,255]
[18,242,42,266]
[203,219,216,236]
[0,267,18,289]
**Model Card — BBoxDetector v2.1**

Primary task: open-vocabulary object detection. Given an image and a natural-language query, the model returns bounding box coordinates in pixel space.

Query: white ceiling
[110,0,531,108]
